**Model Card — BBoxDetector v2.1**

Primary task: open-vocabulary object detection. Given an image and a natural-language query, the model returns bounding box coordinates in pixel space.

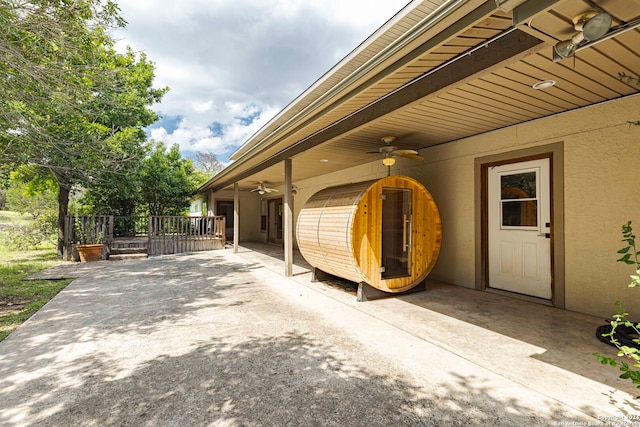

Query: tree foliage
[0,0,168,254]
[1,0,126,170]
[81,154,143,217]
[139,142,199,216]
[1,167,59,249]
[6,171,57,220]
[82,141,206,217]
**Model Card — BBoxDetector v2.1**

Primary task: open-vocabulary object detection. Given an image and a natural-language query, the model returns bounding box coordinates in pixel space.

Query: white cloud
[149,103,280,158]
[114,0,408,160]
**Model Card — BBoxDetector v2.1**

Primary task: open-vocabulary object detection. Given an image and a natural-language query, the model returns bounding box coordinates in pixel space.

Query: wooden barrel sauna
[296,176,441,293]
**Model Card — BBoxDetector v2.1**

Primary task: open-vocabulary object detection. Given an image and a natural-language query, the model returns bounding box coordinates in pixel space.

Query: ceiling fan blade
[393,149,419,155]
[264,188,278,192]
[395,153,424,161]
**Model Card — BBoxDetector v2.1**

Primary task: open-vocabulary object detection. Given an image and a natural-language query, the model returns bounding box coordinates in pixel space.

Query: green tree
[81,163,142,217]
[1,166,59,248]
[5,169,57,220]
[1,1,167,255]
[139,142,199,216]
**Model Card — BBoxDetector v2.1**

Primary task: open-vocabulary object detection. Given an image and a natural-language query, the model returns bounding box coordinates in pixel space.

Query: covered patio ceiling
[201,0,640,193]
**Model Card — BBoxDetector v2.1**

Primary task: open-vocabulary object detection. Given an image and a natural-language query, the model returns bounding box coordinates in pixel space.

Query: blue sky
[114,0,409,164]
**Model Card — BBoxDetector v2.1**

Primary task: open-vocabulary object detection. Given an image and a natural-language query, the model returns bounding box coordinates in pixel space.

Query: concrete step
[109,253,149,262]
[111,243,148,249]
[111,247,148,255]
[111,238,149,250]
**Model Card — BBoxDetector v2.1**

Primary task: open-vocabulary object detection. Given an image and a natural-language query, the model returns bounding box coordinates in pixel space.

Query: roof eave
[200,0,492,193]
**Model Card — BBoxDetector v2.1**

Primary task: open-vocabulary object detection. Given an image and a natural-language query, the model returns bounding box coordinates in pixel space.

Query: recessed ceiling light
[319,159,329,163]
[532,80,556,90]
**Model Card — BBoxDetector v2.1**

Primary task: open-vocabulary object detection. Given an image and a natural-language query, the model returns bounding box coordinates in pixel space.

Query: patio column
[284,158,293,277]
[233,182,239,254]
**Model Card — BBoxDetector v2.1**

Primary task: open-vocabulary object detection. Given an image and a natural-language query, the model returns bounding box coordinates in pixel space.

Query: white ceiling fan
[251,182,278,195]
[368,136,424,166]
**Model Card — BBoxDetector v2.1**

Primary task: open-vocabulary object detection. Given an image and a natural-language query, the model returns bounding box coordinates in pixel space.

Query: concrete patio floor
[1,245,639,426]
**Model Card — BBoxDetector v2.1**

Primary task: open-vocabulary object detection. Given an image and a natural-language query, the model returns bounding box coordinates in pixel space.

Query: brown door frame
[267,197,283,246]
[216,199,234,241]
[474,142,565,308]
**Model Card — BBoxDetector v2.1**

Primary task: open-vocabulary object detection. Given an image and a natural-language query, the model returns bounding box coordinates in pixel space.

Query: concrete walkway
[0,248,638,426]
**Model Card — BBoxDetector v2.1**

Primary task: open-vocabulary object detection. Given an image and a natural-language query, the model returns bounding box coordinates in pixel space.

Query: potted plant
[75,215,104,262]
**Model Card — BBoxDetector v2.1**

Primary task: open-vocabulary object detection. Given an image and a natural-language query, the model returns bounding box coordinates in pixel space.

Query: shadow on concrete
[0,254,264,392]
[393,281,640,404]
[3,248,637,424]
[234,243,640,405]
[13,332,575,426]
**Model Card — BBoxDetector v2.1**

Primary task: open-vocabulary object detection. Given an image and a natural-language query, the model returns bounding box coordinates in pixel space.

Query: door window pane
[502,200,538,227]
[500,171,538,228]
[501,172,536,199]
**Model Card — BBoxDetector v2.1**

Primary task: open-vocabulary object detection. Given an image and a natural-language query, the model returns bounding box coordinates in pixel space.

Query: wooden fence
[148,216,225,256]
[64,215,225,260]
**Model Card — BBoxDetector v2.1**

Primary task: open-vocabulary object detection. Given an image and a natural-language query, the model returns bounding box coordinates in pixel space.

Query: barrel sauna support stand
[312,267,427,302]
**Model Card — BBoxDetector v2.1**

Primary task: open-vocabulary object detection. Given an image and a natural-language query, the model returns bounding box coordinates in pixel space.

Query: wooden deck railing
[62,215,113,261]
[63,215,114,246]
[148,215,226,256]
[63,215,226,260]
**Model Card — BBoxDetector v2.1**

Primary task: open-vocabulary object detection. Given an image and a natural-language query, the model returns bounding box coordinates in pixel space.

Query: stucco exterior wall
[424,95,639,318]
[293,94,640,318]
[209,190,261,242]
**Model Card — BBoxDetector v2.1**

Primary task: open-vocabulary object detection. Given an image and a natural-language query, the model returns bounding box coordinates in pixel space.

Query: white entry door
[488,158,551,299]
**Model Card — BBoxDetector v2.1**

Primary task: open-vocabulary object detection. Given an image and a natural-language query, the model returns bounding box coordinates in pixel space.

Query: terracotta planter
[77,244,104,262]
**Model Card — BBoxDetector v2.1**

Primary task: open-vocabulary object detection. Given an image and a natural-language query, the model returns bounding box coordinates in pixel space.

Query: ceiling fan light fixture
[382,156,396,166]
[251,182,278,194]
[381,136,396,145]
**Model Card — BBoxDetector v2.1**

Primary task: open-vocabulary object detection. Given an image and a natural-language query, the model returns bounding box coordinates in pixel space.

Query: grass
[0,209,31,225]
[0,211,72,342]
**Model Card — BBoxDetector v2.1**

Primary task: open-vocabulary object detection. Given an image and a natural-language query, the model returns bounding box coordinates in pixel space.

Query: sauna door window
[381,188,412,279]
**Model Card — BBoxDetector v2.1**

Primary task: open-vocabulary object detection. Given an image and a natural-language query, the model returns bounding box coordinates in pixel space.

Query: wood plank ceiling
[206,0,640,192]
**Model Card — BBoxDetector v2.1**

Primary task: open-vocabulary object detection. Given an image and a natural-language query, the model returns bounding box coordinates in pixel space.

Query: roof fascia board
[233,0,496,166]
[229,0,476,162]
[201,0,490,192]
[229,0,427,160]
[208,29,543,193]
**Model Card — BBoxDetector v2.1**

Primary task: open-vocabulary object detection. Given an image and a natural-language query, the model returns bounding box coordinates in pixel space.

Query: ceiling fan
[368,136,424,166]
[251,182,278,195]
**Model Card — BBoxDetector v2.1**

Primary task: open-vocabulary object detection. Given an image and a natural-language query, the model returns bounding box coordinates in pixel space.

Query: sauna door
[267,198,283,245]
[381,188,412,279]
[488,158,551,299]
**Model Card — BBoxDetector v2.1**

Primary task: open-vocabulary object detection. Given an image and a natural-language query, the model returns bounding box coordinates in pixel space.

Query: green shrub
[0,213,56,250]
[594,221,640,396]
